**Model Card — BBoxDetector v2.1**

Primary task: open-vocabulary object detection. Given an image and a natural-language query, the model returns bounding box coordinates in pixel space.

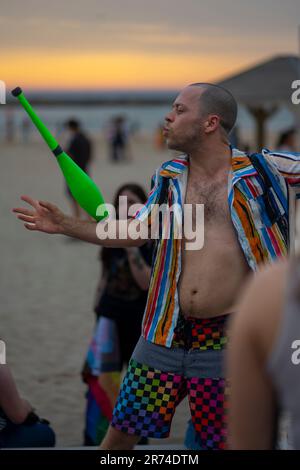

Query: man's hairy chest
[185,179,229,223]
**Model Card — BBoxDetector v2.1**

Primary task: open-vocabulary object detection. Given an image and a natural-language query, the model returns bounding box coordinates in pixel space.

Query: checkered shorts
[111,314,230,450]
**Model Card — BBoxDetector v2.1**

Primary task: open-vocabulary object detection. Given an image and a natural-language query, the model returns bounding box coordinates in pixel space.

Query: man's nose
[165,111,174,123]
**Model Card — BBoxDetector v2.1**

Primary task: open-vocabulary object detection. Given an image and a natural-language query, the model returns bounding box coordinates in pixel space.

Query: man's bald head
[189,83,237,135]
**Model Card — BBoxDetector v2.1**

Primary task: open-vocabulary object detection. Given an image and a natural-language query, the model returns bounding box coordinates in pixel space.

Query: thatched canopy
[217,55,300,147]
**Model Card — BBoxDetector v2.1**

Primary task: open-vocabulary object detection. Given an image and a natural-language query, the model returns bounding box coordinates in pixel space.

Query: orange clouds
[3,50,258,90]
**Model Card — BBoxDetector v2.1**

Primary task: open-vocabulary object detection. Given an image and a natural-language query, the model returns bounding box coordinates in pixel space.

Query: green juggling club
[11,87,108,221]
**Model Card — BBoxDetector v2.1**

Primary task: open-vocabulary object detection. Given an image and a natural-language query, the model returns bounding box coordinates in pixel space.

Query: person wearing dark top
[81,184,153,446]
[65,119,92,219]
[0,362,55,448]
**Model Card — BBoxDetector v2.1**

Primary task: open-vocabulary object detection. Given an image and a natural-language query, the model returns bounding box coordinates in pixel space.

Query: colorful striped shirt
[134,147,300,347]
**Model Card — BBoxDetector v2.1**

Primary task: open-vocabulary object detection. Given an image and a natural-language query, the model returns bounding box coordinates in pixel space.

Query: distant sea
[0,90,296,142]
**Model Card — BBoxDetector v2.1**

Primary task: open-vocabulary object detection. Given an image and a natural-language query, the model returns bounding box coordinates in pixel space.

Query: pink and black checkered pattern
[188,377,229,450]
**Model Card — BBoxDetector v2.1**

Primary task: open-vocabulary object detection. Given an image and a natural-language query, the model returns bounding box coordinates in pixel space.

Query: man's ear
[204,115,220,134]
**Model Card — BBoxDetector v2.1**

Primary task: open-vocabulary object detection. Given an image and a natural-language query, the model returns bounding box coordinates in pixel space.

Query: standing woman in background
[228,258,300,449]
[82,184,153,446]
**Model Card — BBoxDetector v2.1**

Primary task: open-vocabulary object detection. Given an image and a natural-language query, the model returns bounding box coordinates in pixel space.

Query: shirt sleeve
[263,149,300,189]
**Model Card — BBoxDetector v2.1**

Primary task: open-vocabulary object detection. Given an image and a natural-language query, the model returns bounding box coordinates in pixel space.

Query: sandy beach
[0,136,190,447]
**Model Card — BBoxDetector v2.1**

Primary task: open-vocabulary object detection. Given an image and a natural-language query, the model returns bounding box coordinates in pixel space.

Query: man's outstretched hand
[12,195,147,247]
[12,195,66,234]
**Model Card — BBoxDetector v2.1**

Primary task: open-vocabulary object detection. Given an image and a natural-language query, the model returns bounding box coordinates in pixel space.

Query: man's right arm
[13,168,161,247]
[12,195,148,248]
[61,214,147,247]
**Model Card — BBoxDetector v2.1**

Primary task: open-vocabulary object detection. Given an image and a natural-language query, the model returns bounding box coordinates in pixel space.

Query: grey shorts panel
[132,336,225,379]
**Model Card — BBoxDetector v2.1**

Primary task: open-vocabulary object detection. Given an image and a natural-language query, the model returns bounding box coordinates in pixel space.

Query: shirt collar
[159,147,258,180]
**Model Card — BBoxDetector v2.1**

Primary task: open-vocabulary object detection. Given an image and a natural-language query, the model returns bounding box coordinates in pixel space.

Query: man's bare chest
[185,178,229,223]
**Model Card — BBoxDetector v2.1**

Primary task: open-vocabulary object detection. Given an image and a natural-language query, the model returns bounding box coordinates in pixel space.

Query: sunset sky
[1,0,300,90]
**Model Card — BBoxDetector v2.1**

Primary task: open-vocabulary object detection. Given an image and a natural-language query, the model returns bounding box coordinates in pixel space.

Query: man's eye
[177,108,183,113]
